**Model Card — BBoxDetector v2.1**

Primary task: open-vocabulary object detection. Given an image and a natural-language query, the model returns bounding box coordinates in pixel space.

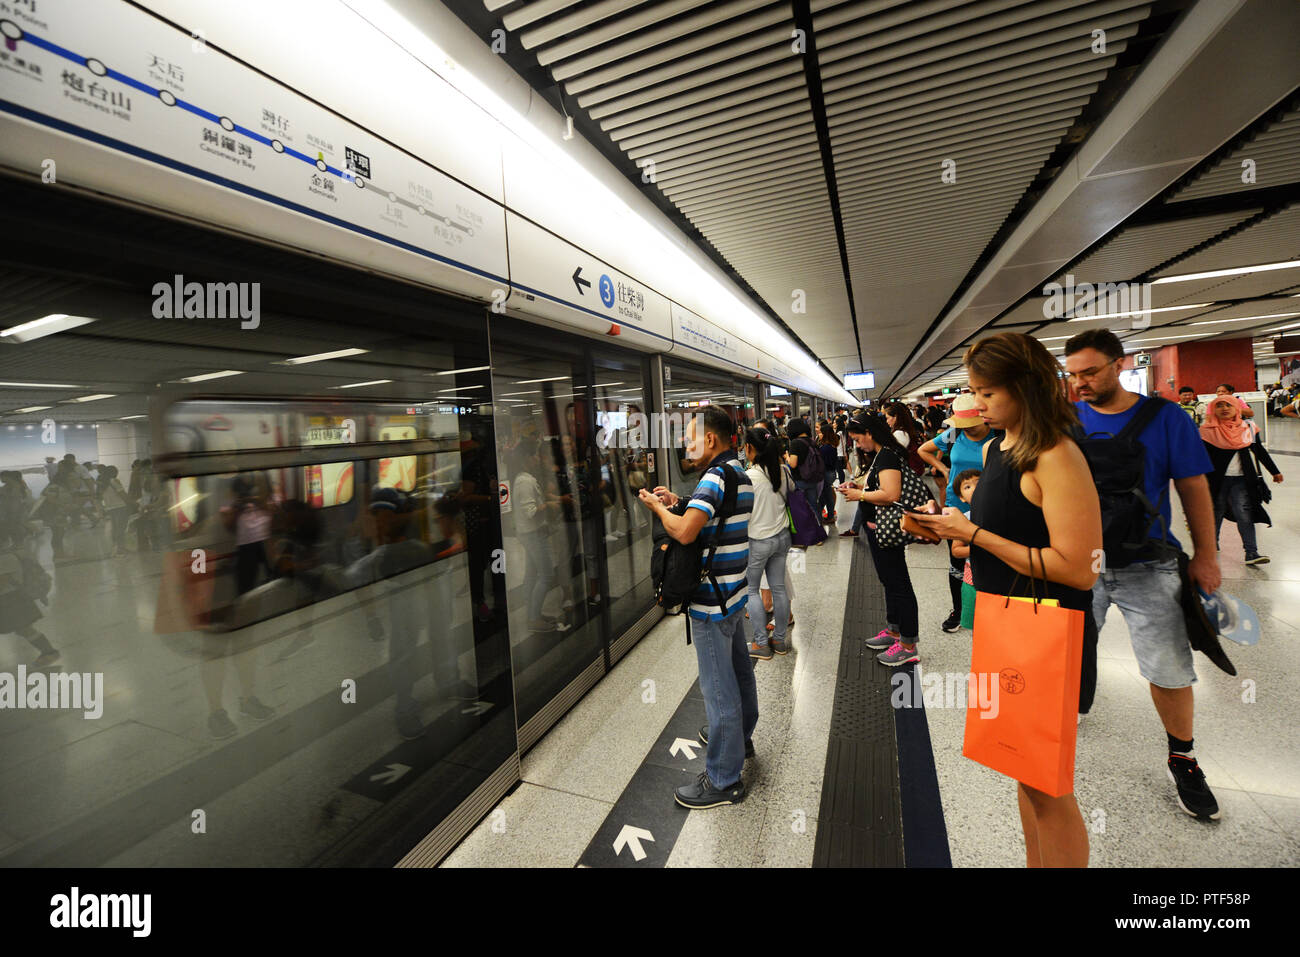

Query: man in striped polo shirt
[638,407,755,808]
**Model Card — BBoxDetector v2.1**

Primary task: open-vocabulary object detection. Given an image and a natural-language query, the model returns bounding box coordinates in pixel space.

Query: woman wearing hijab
[1201,395,1283,565]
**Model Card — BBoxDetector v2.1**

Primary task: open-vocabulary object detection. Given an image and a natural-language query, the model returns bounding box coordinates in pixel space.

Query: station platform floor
[444,418,1300,868]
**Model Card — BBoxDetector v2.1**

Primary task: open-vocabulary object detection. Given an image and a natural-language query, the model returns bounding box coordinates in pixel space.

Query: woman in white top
[510,441,559,631]
[743,426,794,659]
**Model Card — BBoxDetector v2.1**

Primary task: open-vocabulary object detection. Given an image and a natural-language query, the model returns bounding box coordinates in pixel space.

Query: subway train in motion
[0,0,856,867]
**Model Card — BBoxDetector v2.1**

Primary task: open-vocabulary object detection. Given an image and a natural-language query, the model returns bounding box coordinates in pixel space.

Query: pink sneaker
[877,641,920,667]
[864,628,896,650]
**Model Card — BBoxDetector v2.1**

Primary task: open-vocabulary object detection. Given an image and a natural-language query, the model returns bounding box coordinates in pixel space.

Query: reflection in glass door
[490,345,601,727]
[590,352,654,638]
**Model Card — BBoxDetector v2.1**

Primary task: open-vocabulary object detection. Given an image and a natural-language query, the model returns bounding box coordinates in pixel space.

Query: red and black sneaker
[1167,754,1221,820]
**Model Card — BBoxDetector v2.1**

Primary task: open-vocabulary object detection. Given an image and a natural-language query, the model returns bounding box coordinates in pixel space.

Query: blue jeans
[692,607,759,788]
[519,529,555,621]
[1214,475,1258,555]
[852,501,867,534]
[746,529,791,645]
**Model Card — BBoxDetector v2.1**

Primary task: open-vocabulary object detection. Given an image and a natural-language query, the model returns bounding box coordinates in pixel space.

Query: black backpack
[651,465,739,627]
[1073,396,1172,569]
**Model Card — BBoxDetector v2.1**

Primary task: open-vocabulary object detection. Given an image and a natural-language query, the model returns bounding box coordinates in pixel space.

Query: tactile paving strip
[812,540,904,867]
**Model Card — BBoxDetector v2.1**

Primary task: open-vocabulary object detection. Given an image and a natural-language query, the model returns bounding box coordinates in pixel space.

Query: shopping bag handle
[1004,546,1047,613]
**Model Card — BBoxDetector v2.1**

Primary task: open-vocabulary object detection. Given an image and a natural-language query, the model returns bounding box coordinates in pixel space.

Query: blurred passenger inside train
[510,440,561,633]
[32,468,75,560]
[457,426,503,623]
[0,514,59,668]
[0,471,34,541]
[98,465,132,557]
[222,474,274,595]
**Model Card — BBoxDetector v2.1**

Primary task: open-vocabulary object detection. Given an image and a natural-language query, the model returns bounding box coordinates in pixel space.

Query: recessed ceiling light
[432,365,491,376]
[9,405,52,413]
[119,415,147,420]
[333,379,393,389]
[1,313,97,342]
[1153,260,1300,284]
[1188,311,1300,327]
[1067,303,1211,322]
[514,376,567,384]
[280,348,368,365]
[436,385,483,392]
[170,370,245,383]
[0,381,81,388]
[63,394,116,403]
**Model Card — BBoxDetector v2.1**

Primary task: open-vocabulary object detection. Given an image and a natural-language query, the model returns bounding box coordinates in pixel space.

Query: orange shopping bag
[962,582,1084,798]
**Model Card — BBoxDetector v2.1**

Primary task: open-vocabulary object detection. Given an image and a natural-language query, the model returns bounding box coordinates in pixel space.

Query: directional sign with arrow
[369,763,411,786]
[612,824,655,862]
[572,266,591,296]
[668,737,700,761]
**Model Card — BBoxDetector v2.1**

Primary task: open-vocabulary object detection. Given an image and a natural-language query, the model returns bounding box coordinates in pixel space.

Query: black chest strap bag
[650,464,738,644]
[1073,396,1172,569]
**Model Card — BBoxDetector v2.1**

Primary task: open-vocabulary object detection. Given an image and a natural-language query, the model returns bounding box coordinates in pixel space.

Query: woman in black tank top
[910,332,1101,869]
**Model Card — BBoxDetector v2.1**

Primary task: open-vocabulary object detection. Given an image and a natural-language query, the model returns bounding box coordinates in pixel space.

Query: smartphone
[903,504,939,515]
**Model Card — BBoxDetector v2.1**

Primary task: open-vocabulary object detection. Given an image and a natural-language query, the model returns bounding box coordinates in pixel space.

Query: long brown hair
[883,401,920,447]
[963,332,1077,473]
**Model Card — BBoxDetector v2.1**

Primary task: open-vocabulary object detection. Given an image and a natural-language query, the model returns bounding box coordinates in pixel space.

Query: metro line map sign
[0,0,506,281]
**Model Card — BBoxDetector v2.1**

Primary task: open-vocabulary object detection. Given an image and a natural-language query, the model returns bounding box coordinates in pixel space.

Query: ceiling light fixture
[280,348,368,365]
[171,370,245,383]
[0,313,96,342]
[333,379,393,389]
[1152,260,1300,284]
[432,366,491,376]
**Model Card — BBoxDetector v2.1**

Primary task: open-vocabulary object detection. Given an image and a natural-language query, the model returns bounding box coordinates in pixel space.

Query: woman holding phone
[910,332,1101,868]
[840,415,920,666]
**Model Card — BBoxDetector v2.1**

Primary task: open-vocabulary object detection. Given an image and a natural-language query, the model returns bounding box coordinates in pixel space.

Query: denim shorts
[1092,558,1197,688]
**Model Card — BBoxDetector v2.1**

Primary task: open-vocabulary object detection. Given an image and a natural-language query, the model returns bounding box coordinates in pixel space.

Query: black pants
[867,528,918,640]
[1079,604,1099,715]
[946,539,964,615]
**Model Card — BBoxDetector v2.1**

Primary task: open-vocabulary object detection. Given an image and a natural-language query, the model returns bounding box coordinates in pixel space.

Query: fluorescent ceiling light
[171,370,245,383]
[1125,334,1205,345]
[281,348,368,364]
[119,415,147,420]
[432,366,491,376]
[1067,303,1211,322]
[500,390,540,396]
[63,394,116,403]
[0,380,81,388]
[333,379,393,389]
[515,376,567,384]
[436,385,483,392]
[9,405,52,413]
[1188,311,1300,327]
[1152,260,1300,284]
[593,382,625,388]
[0,313,95,342]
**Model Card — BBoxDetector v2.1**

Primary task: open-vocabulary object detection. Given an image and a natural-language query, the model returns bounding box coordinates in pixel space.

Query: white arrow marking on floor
[369,763,410,785]
[613,825,655,862]
[461,701,492,715]
[669,737,700,760]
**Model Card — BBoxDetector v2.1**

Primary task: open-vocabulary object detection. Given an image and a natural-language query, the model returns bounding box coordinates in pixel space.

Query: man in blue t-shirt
[918,394,999,633]
[639,407,754,810]
[1065,329,1222,823]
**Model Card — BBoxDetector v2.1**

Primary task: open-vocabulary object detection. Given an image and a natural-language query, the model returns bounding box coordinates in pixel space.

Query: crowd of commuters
[642,327,1289,872]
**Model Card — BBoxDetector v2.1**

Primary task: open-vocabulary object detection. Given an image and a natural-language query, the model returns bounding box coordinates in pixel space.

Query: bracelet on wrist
[969,526,982,548]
